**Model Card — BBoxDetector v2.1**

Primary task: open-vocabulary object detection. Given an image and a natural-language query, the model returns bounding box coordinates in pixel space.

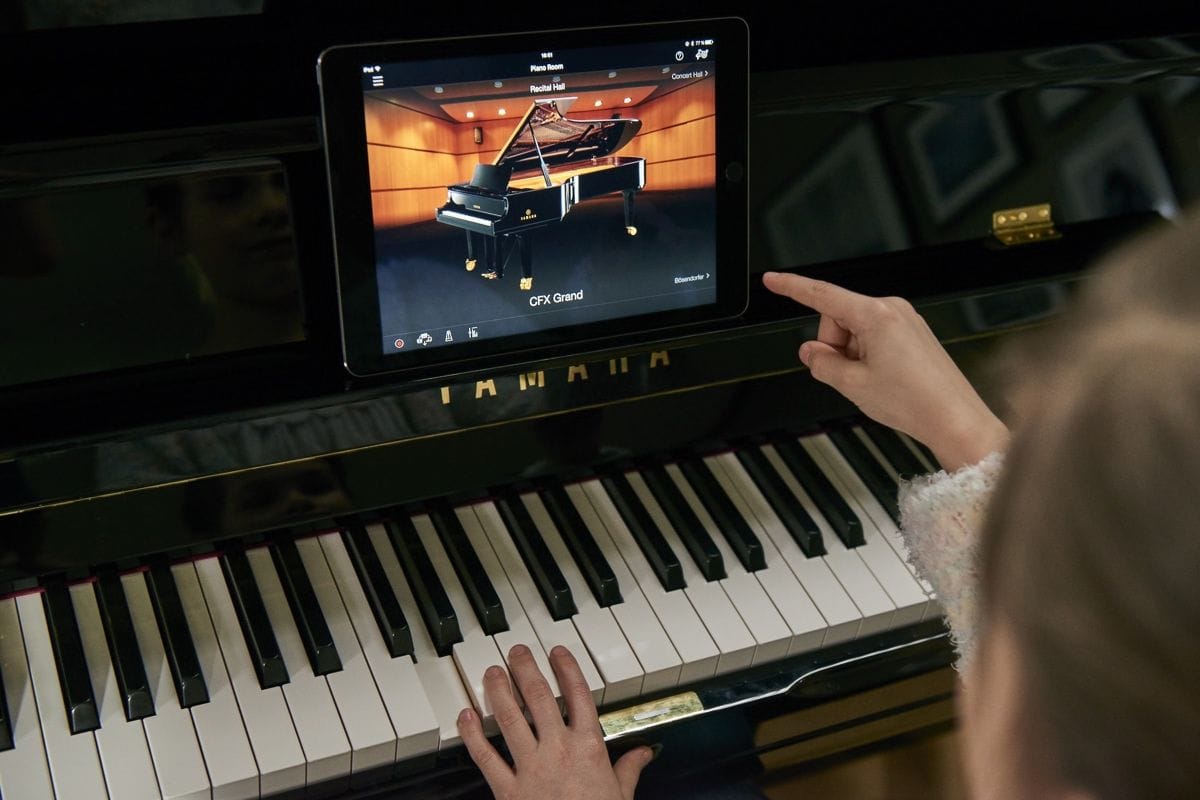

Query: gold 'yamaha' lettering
[440,386,451,405]
[519,371,546,390]
[520,208,537,222]
[567,364,589,382]
[609,357,629,375]
[475,379,497,399]
[650,350,670,368]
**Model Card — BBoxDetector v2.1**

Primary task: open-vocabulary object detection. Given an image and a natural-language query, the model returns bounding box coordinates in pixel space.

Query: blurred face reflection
[221,462,347,532]
[176,170,300,308]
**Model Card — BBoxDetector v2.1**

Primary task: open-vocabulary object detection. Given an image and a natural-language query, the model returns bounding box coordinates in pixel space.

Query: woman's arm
[763,272,1008,670]
[761,272,1009,470]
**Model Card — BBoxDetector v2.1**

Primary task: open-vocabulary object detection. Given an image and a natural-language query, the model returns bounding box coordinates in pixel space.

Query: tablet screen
[319,18,747,377]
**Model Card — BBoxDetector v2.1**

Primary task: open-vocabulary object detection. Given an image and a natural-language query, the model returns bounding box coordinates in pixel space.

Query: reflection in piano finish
[2,8,1200,800]
[754,35,1199,271]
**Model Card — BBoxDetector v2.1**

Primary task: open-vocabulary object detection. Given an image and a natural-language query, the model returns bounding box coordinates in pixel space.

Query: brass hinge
[992,203,1060,246]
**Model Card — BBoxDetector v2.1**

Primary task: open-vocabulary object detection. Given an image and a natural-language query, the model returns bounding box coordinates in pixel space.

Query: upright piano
[1,5,1196,799]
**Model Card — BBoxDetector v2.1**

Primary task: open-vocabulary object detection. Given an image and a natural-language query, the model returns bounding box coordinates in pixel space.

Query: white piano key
[172,562,259,800]
[542,487,689,690]
[664,464,793,666]
[69,584,160,800]
[468,502,610,705]
[317,532,440,762]
[761,444,897,637]
[703,454,829,656]
[365,523,472,748]
[123,572,212,800]
[0,597,56,800]
[710,452,863,646]
[295,536,400,779]
[802,435,932,627]
[847,428,937,594]
[16,591,109,800]
[245,545,352,788]
[523,492,674,697]
[193,557,307,797]
[836,430,935,598]
[621,474,757,676]
[571,480,720,685]
[451,507,563,703]
[410,513,507,720]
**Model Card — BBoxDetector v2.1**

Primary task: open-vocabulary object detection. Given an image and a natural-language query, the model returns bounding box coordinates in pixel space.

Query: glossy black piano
[435,98,646,289]
[1,4,1197,799]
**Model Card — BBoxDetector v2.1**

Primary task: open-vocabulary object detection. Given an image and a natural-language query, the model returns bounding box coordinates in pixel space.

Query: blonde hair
[980,211,1200,799]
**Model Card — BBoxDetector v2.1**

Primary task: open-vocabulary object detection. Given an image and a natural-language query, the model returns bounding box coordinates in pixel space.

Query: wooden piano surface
[1,5,1197,798]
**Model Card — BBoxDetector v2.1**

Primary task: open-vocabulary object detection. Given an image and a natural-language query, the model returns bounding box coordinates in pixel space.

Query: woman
[457,213,1200,799]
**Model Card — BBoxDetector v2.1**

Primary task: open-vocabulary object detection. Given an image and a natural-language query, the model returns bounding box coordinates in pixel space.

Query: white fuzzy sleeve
[897,452,1004,673]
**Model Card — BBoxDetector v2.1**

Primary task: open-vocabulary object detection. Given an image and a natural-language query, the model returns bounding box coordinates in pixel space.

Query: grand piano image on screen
[435,98,646,290]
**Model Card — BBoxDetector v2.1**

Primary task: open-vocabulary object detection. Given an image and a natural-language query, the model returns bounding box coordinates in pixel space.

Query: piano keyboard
[0,424,940,799]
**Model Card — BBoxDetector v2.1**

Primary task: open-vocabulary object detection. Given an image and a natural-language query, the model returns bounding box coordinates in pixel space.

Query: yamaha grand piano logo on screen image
[519,208,537,222]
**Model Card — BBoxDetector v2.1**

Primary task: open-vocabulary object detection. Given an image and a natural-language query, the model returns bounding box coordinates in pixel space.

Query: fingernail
[485,665,504,679]
[510,644,530,658]
[648,743,663,763]
[798,342,812,366]
[458,708,474,724]
[550,645,568,658]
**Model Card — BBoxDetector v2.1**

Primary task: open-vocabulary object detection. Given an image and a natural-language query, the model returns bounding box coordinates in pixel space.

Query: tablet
[318,17,748,378]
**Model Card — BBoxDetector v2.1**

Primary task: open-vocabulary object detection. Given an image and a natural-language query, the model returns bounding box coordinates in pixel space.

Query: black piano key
[41,581,100,733]
[772,435,865,548]
[493,493,578,620]
[0,664,12,751]
[638,464,725,581]
[734,446,826,557]
[427,505,509,635]
[94,571,155,721]
[599,472,685,592]
[220,548,289,689]
[270,540,342,676]
[828,427,901,525]
[385,515,462,654]
[676,458,766,573]
[538,485,622,607]
[145,562,210,707]
[342,526,414,658]
[861,420,929,479]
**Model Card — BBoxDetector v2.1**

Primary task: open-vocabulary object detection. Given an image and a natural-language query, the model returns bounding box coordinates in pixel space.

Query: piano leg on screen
[518,235,532,291]
[464,230,477,272]
[623,189,638,237]
[480,234,534,290]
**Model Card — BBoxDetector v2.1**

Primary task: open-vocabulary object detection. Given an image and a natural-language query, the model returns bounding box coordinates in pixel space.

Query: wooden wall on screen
[365,97,512,228]
[624,77,716,191]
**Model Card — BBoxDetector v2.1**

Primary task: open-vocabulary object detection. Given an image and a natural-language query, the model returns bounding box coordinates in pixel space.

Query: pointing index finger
[762,272,872,327]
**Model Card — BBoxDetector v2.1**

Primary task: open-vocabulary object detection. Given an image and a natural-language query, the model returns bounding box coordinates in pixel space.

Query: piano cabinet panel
[752,667,956,766]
